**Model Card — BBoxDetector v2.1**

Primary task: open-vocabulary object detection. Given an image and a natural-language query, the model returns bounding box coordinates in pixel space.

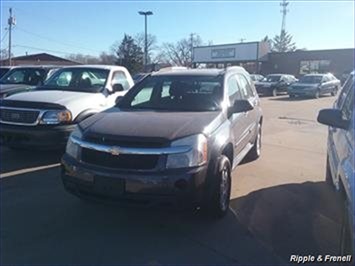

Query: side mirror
[230,99,254,114]
[112,83,124,93]
[317,109,349,130]
[115,96,123,105]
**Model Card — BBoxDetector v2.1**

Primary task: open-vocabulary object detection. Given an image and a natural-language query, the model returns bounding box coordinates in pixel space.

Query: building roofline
[269,48,355,55]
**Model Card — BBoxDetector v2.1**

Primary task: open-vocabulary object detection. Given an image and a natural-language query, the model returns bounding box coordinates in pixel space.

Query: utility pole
[280,0,289,35]
[7,8,16,66]
[138,11,153,71]
[190,33,195,67]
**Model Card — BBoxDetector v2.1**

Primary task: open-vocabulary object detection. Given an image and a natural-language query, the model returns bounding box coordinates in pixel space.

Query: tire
[204,155,231,219]
[325,155,334,187]
[246,123,262,161]
[272,88,277,97]
[314,90,320,99]
[331,86,338,96]
[339,187,353,256]
[289,94,295,98]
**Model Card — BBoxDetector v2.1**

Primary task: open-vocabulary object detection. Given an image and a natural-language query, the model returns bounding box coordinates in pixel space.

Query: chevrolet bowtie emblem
[109,147,120,156]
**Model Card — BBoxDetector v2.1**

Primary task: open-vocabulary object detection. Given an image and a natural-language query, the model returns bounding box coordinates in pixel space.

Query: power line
[12,44,74,55]
[1,29,8,44]
[15,26,102,53]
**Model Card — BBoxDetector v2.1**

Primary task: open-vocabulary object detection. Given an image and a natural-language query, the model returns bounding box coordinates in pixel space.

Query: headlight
[166,134,208,169]
[40,110,72,125]
[66,126,82,159]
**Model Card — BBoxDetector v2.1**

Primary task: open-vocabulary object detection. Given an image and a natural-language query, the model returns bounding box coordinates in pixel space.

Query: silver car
[317,71,354,255]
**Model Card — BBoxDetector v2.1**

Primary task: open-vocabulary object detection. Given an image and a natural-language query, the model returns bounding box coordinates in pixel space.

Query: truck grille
[81,148,160,170]
[0,108,40,125]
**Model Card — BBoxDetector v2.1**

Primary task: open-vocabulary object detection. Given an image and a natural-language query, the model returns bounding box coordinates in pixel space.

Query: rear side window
[337,75,354,108]
[112,71,130,90]
[227,75,242,101]
[236,74,254,98]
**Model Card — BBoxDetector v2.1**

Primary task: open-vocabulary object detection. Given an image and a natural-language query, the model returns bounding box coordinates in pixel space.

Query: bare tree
[0,49,11,60]
[134,33,157,63]
[159,34,203,66]
[66,53,101,64]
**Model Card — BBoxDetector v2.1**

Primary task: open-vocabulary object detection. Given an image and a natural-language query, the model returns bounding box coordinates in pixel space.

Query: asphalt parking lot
[0,94,345,265]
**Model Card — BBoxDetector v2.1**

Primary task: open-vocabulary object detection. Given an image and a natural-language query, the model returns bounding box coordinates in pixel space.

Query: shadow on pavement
[1,166,279,265]
[0,147,63,174]
[268,95,334,102]
[231,181,345,263]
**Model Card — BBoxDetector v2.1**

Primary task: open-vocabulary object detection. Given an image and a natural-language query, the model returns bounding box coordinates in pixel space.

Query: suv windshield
[0,68,46,85]
[265,75,281,82]
[119,75,223,112]
[42,68,109,93]
[299,75,323,84]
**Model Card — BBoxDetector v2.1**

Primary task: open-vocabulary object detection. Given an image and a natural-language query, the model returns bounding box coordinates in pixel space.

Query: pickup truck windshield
[42,68,109,93]
[299,75,323,84]
[119,75,223,111]
[0,68,46,85]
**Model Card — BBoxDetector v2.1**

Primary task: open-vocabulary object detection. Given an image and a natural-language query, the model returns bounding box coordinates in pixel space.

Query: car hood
[255,81,277,86]
[0,84,32,94]
[80,108,224,141]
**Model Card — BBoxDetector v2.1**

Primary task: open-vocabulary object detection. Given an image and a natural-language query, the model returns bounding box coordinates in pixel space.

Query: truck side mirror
[317,109,349,130]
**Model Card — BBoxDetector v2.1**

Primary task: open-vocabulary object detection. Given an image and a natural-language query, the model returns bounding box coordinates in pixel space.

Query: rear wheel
[246,123,261,161]
[204,155,231,219]
[331,86,338,96]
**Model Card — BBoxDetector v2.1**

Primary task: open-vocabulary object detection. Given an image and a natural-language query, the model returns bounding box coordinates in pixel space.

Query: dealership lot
[0,95,344,264]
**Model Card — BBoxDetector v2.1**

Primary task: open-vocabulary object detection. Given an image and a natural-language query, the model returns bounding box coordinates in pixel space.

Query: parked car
[0,66,59,98]
[61,66,263,218]
[254,74,297,96]
[317,71,354,255]
[0,66,12,79]
[288,73,341,99]
[0,65,134,149]
[132,73,149,84]
[250,74,264,82]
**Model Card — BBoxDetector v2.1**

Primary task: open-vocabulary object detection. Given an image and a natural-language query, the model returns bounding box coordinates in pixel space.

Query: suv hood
[80,108,223,141]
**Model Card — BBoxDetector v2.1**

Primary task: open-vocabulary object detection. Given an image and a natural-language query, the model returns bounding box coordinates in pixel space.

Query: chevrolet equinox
[61,67,263,218]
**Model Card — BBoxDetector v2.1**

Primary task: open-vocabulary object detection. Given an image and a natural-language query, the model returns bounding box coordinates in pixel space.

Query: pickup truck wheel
[246,123,262,161]
[205,155,231,219]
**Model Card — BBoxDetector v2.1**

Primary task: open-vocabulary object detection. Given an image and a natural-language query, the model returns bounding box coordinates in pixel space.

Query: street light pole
[138,11,153,71]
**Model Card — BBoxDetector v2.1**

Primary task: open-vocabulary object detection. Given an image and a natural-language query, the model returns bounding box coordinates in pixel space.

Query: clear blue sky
[0,0,354,58]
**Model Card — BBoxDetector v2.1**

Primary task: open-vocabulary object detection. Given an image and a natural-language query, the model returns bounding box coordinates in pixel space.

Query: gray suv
[61,67,263,218]
[317,71,354,255]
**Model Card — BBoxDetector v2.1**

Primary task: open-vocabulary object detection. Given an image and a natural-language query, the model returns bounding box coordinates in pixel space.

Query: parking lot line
[0,163,60,179]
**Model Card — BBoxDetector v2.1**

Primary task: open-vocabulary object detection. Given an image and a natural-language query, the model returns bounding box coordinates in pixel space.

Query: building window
[299,60,331,75]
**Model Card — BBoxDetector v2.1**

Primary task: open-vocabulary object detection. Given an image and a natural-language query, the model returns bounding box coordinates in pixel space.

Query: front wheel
[204,155,231,218]
[271,88,277,97]
[314,90,320,99]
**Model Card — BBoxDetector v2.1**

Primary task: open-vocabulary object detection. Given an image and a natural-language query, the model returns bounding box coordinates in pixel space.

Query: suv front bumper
[61,154,209,209]
[0,123,76,149]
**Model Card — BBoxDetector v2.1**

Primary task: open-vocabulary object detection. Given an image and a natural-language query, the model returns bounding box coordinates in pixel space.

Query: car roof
[7,65,59,69]
[61,65,127,71]
[152,67,247,77]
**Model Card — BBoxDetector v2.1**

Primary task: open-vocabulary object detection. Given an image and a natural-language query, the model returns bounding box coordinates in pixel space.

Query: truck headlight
[166,134,208,169]
[66,127,82,159]
[40,110,72,124]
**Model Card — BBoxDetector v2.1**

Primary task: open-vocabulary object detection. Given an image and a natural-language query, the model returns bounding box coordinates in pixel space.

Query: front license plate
[95,176,125,196]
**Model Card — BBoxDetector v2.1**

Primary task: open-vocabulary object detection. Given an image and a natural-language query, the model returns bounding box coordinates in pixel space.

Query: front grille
[81,148,160,170]
[0,108,40,124]
[84,135,168,148]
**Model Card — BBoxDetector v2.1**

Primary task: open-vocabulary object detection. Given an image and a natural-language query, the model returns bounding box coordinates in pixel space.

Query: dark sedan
[0,66,59,98]
[254,74,297,96]
[288,73,341,98]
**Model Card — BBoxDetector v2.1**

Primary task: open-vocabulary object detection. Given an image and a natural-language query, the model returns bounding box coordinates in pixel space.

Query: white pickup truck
[0,65,134,149]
